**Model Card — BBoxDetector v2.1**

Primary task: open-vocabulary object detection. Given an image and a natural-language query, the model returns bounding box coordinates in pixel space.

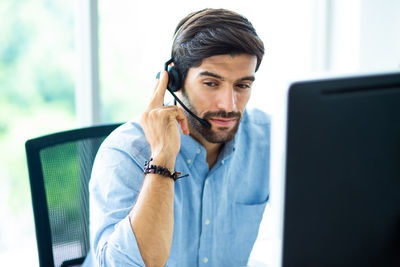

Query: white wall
[329,0,400,74]
[360,0,400,71]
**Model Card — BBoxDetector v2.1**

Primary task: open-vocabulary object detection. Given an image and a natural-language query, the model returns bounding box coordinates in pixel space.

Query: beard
[180,91,242,144]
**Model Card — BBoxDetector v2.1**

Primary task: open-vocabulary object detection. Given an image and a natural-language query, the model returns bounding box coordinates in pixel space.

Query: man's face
[178,54,257,144]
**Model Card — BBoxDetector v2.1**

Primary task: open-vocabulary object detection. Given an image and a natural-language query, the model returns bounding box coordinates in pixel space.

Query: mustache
[203,110,242,119]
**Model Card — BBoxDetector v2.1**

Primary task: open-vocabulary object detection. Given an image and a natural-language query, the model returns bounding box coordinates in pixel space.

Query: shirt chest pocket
[216,201,267,265]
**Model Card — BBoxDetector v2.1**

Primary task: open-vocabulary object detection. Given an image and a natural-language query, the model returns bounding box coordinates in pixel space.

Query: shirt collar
[180,129,205,166]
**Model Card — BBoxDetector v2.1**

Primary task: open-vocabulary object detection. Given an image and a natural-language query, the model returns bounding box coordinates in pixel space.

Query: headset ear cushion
[168,66,182,92]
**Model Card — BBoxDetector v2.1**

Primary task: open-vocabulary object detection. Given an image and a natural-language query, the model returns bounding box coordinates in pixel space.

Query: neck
[188,125,222,169]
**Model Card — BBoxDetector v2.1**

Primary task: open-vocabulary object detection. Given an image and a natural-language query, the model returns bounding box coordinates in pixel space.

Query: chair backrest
[25,123,121,267]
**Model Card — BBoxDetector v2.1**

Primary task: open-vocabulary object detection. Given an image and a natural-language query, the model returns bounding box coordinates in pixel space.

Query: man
[88,8,270,266]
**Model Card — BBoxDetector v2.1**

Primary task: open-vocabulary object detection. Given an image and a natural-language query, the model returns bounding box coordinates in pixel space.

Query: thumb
[176,107,190,135]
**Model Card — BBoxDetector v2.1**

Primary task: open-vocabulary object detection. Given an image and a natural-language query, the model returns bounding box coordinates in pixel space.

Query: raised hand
[140,70,190,170]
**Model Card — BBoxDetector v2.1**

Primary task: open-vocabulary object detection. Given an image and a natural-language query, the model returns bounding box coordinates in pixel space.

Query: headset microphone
[157,59,211,129]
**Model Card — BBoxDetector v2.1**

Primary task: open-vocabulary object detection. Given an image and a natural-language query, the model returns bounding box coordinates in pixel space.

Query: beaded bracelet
[144,158,189,181]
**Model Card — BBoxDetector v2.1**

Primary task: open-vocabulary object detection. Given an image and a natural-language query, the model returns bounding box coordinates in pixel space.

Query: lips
[209,117,237,126]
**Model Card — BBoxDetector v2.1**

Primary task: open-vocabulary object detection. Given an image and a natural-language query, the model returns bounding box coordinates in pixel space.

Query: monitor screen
[282,72,400,267]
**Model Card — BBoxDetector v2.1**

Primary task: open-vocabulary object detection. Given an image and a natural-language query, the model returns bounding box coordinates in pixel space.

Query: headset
[157,58,211,129]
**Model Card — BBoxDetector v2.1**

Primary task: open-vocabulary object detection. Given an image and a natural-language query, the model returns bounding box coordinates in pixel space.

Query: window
[0,1,76,264]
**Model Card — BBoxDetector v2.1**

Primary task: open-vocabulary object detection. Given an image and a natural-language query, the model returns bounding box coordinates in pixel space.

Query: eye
[203,81,218,87]
[236,83,251,90]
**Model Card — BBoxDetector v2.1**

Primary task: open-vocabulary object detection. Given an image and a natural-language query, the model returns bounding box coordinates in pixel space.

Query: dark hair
[172,8,265,85]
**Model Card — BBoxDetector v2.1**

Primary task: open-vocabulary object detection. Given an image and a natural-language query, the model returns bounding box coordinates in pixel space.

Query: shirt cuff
[106,215,145,266]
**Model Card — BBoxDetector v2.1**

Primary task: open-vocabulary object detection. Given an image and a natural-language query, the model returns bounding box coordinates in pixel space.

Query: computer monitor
[282,72,400,267]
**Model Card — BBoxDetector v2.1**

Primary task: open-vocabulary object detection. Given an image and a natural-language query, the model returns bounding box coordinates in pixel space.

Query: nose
[216,86,236,112]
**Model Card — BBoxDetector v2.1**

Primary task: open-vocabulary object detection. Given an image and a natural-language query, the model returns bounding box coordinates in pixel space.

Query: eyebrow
[198,71,255,82]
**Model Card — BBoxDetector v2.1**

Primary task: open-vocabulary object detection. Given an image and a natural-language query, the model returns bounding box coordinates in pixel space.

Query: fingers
[153,74,161,90]
[144,106,189,135]
[149,70,169,109]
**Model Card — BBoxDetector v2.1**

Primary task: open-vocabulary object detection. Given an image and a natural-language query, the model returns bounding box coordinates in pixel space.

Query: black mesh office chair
[25,123,121,267]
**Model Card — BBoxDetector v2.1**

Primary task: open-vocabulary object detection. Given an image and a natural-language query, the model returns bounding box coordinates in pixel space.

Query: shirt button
[205,180,209,185]
[197,148,201,154]
[203,257,208,263]
[205,219,211,225]
[187,159,192,164]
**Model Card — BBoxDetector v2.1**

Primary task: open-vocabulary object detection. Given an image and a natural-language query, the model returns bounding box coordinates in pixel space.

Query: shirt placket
[198,171,214,266]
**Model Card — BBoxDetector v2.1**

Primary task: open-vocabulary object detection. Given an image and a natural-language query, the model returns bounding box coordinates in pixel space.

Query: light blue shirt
[86,108,270,266]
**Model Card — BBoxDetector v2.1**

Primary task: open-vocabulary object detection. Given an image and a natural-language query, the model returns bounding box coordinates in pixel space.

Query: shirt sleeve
[89,145,146,266]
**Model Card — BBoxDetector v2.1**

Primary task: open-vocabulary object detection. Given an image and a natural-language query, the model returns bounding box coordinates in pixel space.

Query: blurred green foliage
[0,0,75,213]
